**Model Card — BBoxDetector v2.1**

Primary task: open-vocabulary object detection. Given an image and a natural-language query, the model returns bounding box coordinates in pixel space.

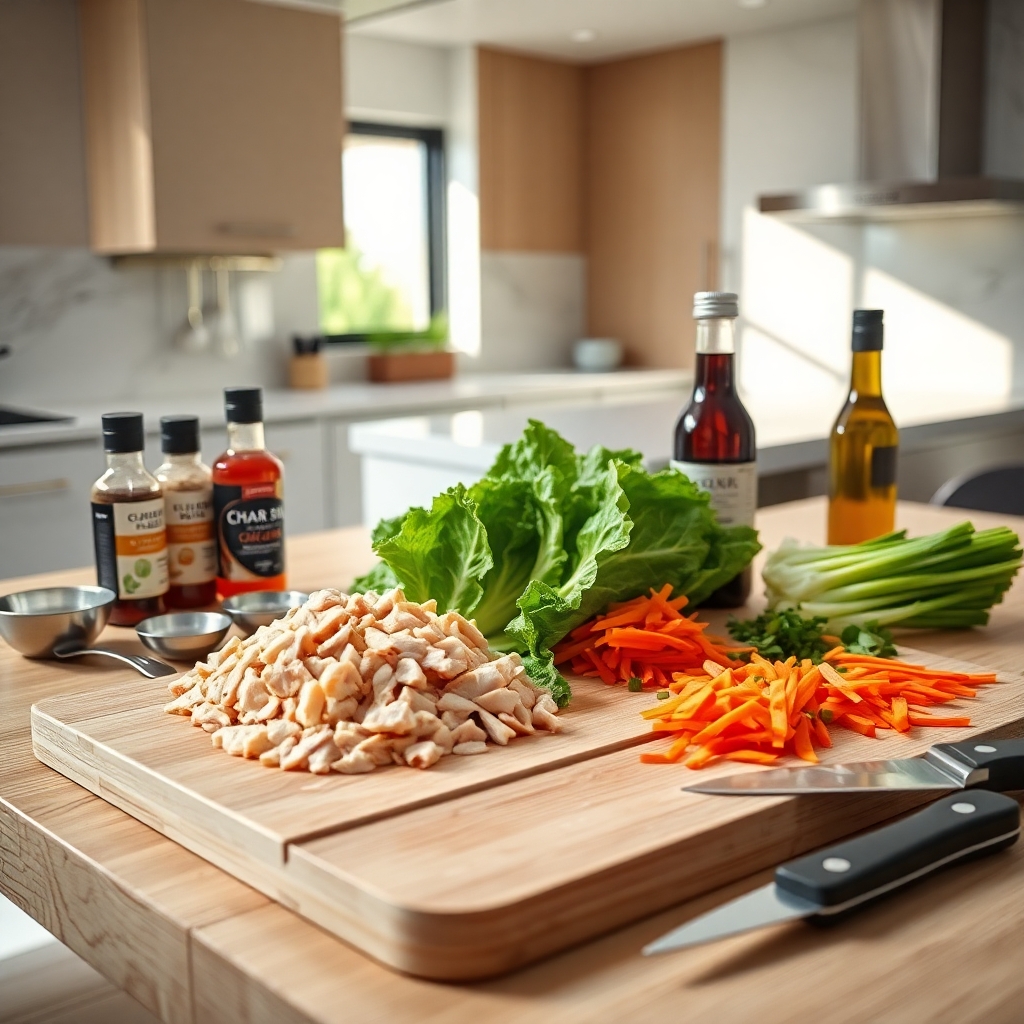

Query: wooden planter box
[367,349,455,383]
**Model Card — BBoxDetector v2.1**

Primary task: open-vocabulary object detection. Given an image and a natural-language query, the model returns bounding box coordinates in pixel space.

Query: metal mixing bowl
[221,590,309,634]
[0,586,115,658]
[136,612,233,662]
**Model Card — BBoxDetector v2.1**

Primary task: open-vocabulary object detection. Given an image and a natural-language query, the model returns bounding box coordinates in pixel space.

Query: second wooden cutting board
[31,649,1024,980]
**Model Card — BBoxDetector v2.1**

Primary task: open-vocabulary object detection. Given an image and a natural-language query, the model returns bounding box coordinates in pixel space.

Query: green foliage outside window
[316,237,414,334]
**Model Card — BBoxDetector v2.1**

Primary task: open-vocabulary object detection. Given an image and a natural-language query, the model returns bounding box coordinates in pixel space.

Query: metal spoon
[53,640,177,678]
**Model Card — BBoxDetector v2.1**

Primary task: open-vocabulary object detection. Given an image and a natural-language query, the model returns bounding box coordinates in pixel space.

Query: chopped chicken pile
[164,588,561,774]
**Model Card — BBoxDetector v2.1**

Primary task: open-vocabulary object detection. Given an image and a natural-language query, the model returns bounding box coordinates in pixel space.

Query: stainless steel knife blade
[683,757,962,795]
[682,740,1017,795]
[642,883,816,955]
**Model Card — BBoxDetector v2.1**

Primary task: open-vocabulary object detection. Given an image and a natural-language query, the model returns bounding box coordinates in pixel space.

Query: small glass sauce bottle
[828,309,899,544]
[91,412,169,626]
[672,291,757,607]
[155,416,217,609]
[213,387,286,598]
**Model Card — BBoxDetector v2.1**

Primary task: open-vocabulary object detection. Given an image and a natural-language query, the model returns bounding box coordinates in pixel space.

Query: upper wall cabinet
[79,0,345,254]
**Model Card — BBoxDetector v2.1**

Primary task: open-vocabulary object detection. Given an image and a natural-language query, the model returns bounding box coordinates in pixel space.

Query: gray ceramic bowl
[0,585,115,658]
[220,590,309,635]
[136,611,233,662]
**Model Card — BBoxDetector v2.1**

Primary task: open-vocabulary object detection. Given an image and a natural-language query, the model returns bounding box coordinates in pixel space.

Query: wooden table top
[2,497,1023,1024]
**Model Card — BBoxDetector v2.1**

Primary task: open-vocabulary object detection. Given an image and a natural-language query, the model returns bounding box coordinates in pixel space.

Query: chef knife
[644,790,1020,955]
[682,738,1024,796]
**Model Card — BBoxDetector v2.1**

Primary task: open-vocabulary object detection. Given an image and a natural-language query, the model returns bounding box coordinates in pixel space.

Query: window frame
[322,120,447,344]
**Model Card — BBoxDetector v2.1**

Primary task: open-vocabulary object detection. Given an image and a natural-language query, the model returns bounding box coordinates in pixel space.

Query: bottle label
[213,481,285,581]
[871,446,898,488]
[92,498,169,600]
[165,486,217,587]
[670,460,758,527]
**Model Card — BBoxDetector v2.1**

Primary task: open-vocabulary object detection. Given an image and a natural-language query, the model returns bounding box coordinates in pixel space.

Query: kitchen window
[318,122,446,339]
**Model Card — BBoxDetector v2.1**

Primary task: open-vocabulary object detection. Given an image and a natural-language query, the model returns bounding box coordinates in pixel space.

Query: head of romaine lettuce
[352,421,760,706]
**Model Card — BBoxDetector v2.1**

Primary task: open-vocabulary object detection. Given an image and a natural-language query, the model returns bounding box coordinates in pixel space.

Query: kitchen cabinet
[0,440,102,578]
[78,0,345,255]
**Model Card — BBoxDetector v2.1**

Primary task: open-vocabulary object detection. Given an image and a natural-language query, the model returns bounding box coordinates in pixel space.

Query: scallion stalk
[763,523,1021,632]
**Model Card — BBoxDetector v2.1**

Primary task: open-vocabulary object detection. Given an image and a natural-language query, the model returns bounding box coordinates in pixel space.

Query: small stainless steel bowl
[136,612,233,662]
[221,590,309,634]
[0,586,115,658]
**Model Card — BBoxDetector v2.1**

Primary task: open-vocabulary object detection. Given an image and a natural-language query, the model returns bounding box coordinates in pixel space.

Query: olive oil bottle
[827,310,898,545]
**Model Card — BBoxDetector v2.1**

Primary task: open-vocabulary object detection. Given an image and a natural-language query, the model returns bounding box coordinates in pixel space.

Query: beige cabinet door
[80,0,345,255]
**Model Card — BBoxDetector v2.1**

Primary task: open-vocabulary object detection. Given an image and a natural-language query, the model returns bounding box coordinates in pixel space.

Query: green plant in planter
[365,312,449,352]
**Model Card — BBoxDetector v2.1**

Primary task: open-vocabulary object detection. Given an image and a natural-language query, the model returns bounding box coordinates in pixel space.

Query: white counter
[349,388,1024,525]
[0,369,690,450]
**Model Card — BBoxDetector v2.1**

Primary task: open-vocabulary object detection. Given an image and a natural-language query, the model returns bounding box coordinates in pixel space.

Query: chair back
[931,464,1024,516]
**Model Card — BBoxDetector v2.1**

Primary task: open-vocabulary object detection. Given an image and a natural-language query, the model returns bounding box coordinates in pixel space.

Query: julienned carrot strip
[792,717,818,763]
[908,714,972,728]
[723,750,779,765]
[768,677,788,748]
[890,696,910,732]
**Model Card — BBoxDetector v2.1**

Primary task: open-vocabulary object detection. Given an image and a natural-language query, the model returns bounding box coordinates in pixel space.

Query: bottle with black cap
[212,387,286,598]
[155,416,217,608]
[828,309,898,544]
[672,292,757,606]
[90,412,169,625]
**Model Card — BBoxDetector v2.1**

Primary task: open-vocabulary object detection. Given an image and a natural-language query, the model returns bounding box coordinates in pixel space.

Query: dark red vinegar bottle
[672,292,757,607]
[212,388,286,599]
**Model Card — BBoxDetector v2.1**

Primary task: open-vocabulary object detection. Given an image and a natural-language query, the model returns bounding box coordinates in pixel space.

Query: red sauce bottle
[212,388,286,598]
[672,292,757,607]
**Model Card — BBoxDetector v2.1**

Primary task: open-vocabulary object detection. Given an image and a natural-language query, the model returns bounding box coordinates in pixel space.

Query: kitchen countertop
[0,370,690,451]
[349,386,1024,477]
[2,498,1023,1024]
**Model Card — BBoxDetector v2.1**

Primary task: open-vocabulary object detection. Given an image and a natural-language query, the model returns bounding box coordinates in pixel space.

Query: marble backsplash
[0,246,587,410]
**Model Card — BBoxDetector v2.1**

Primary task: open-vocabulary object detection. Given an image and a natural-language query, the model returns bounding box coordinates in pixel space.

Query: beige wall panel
[144,0,344,254]
[586,43,722,369]
[478,47,585,253]
[0,0,90,245]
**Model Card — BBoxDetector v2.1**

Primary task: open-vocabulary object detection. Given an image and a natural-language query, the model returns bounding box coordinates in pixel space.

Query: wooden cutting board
[31,649,1024,980]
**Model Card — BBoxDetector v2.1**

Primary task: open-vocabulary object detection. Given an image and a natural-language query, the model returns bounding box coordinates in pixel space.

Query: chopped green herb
[728,609,834,663]
[819,708,834,724]
[841,621,898,658]
[627,677,643,692]
[730,609,899,663]
[656,690,670,700]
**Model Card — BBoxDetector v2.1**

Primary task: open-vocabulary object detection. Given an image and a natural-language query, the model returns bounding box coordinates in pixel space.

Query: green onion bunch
[763,523,1022,631]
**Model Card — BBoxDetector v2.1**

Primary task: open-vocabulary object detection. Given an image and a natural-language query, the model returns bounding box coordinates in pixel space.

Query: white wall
[346,33,451,126]
[723,9,1024,407]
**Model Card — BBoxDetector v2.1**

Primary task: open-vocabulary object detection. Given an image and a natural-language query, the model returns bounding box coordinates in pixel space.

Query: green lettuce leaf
[351,560,400,594]
[373,484,492,613]
[465,477,546,638]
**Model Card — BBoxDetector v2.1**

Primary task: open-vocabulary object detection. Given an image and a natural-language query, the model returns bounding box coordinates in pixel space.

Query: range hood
[760,0,1024,221]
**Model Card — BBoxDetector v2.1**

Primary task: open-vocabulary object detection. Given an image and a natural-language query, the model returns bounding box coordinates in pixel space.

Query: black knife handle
[932,738,1024,792]
[775,791,1020,910]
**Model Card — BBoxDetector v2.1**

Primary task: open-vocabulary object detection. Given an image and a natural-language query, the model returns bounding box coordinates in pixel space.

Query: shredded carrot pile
[639,649,997,769]
[552,585,999,770]
[552,585,747,689]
